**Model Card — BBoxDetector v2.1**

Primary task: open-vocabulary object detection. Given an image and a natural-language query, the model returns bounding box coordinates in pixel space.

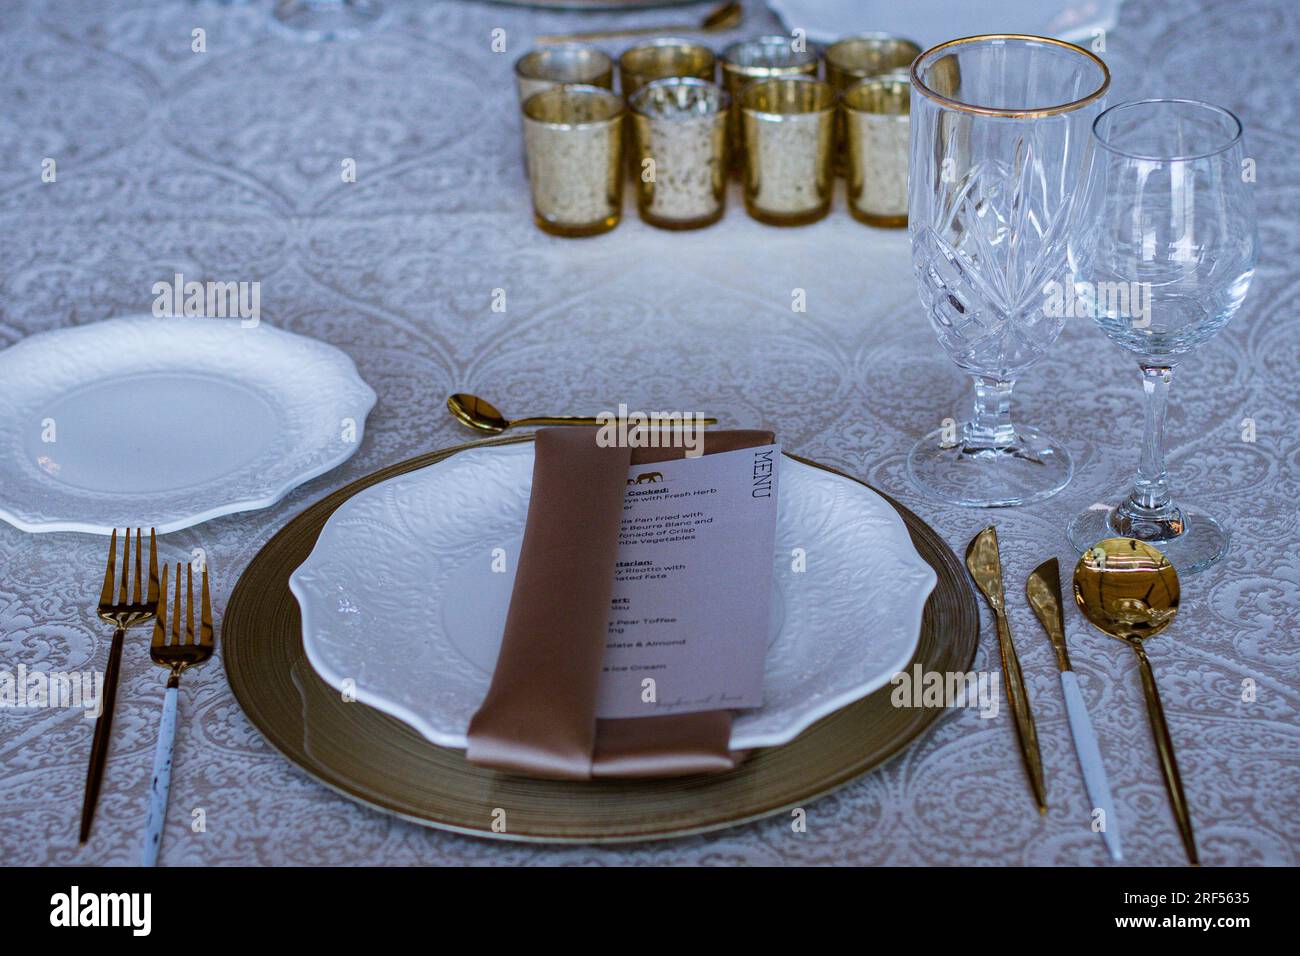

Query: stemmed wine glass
[1066,99,1258,572]
[907,35,1110,507]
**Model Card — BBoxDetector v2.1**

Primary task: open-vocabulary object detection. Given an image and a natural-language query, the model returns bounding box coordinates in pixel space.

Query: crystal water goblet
[907,35,1110,507]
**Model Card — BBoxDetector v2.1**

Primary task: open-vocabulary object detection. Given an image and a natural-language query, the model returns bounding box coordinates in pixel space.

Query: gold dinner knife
[965,526,1047,814]
[1027,558,1122,862]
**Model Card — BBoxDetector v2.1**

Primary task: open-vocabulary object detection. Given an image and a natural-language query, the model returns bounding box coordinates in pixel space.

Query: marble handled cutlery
[1026,558,1122,862]
[81,528,159,844]
[965,526,1047,814]
[141,560,215,866]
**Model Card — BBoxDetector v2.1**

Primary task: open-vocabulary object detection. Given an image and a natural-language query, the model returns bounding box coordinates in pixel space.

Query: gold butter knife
[966,526,1047,814]
[1028,558,1122,861]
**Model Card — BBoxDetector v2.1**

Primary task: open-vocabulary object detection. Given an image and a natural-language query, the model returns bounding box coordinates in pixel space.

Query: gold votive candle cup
[843,72,911,227]
[740,75,835,226]
[514,44,614,104]
[514,45,614,175]
[522,85,624,237]
[721,36,820,170]
[629,77,729,230]
[825,33,921,173]
[619,38,716,99]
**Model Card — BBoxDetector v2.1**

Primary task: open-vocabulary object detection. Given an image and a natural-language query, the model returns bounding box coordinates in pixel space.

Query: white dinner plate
[0,315,376,534]
[290,442,937,751]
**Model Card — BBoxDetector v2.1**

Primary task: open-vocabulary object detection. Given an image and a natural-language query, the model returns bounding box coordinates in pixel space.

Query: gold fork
[81,528,159,844]
[141,560,214,866]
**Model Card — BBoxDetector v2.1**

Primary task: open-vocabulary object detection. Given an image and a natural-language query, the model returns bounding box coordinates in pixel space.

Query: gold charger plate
[223,435,978,843]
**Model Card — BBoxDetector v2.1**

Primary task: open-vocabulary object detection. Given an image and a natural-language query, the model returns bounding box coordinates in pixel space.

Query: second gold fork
[141,560,215,866]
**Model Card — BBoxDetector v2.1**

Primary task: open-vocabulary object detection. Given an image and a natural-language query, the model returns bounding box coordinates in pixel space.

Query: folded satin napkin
[466,427,776,779]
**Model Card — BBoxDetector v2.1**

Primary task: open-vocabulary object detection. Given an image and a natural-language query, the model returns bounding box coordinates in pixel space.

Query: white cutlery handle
[1060,671,1122,862]
[141,685,178,867]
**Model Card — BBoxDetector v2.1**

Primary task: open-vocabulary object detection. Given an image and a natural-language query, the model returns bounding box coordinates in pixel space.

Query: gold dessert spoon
[1072,537,1196,864]
[536,1,743,44]
[447,393,716,435]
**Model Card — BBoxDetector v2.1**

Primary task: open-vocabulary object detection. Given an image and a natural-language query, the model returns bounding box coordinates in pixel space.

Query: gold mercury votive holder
[619,37,716,99]
[721,36,821,171]
[843,71,911,227]
[629,77,729,230]
[825,33,921,173]
[522,84,624,238]
[740,75,835,227]
[514,44,614,174]
[618,38,716,175]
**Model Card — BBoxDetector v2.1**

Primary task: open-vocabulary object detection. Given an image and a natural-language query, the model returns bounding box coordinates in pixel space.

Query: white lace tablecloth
[1,0,1296,866]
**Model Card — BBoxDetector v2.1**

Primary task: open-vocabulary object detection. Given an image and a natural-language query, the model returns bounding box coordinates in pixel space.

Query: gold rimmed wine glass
[907,35,1110,507]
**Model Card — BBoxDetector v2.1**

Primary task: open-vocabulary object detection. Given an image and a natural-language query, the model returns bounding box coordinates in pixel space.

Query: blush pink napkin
[465,427,775,779]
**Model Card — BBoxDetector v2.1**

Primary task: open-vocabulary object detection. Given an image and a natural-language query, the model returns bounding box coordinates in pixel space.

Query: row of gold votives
[514,34,919,237]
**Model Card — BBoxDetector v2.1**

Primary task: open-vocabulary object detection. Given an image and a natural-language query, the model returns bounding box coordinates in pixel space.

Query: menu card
[595,444,781,718]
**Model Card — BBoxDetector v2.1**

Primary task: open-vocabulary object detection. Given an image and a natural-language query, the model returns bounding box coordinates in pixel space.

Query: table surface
[1,0,1296,866]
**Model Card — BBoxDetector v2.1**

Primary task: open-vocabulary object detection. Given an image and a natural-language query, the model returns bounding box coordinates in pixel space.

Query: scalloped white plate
[0,315,376,534]
[291,442,936,751]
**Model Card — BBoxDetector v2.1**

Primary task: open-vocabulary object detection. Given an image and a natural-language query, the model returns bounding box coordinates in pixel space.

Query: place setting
[0,310,977,847]
[0,336,992,847]
[224,417,976,840]
[0,0,1283,885]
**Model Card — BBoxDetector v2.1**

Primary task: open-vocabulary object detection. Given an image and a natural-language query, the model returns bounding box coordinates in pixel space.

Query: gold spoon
[447,393,717,435]
[1072,537,1196,864]
[536,1,743,45]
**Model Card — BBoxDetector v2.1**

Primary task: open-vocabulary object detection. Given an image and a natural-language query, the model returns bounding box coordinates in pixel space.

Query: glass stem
[1123,364,1175,516]
[966,376,1016,449]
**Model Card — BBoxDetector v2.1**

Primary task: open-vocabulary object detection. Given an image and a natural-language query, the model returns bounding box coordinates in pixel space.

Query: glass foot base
[1067,504,1229,574]
[273,0,382,41]
[907,425,1073,508]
